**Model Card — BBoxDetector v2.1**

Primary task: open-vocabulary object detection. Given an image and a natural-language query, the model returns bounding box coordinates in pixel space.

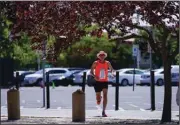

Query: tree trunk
[161,54,172,123]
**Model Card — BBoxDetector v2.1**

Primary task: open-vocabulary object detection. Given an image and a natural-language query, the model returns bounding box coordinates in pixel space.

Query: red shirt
[95,60,108,82]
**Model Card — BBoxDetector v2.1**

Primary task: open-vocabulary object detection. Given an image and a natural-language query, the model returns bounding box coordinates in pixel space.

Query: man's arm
[90,61,97,77]
[107,61,115,72]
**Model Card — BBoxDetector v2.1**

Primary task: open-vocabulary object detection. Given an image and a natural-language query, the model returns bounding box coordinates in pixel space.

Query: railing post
[15,72,19,90]
[46,72,50,109]
[115,71,119,111]
[150,70,155,111]
[82,72,86,92]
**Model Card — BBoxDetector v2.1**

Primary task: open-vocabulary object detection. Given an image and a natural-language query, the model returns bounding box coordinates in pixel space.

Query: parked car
[51,69,84,86]
[111,68,145,86]
[73,69,90,86]
[160,65,179,72]
[73,69,116,86]
[23,68,73,86]
[19,71,35,85]
[140,68,179,86]
[14,71,27,77]
[176,86,179,106]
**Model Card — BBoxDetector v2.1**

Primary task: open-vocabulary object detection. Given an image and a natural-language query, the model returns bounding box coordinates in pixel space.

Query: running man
[90,51,115,117]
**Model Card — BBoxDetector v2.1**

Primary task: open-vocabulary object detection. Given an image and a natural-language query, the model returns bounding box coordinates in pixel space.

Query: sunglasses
[99,54,105,57]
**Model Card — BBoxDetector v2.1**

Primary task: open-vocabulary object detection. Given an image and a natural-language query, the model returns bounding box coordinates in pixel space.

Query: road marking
[1,106,6,109]
[96,105,102,110]
[119,107,125,111]
[37,100,41,103]
[144,103,150,105]
[129,104,138,108]
[57,107,61,110]
[112,105,125,111]
[22,100,25,103]
[124,102,132,103]
[20,106,24,109]
[158,102,163,104]
[140,108,146,111]
[120,96,142,99]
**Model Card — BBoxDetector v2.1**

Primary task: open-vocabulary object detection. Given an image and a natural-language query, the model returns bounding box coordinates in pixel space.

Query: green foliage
[175,54,179,65]
[47,35,56,47]
[13,33,38,69]
[57,34,133,69]
[0,16,13,57]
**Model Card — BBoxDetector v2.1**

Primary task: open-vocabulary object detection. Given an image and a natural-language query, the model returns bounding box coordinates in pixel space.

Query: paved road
[1,86,179,111]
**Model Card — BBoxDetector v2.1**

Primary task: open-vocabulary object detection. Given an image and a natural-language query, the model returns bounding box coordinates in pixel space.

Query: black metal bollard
[115,71,119,111]
[46,72,50,109]
[150,70,155,111]
[15,72,19,90]
[82,72,86,92]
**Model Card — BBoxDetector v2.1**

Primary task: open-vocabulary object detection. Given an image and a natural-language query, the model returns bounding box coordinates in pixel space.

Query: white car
[140,68,179,86]
[14,71,26,77]
[176,86,179,106]
[23,68,72,86]
[112,68,145,86]
[73,69,91,85]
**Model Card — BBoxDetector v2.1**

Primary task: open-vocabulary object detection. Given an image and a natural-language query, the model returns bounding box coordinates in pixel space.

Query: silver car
[176,86,179,106]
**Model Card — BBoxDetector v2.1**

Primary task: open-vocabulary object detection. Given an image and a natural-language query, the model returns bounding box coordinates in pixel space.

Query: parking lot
[15,66,179,88]
[1,86,179,111]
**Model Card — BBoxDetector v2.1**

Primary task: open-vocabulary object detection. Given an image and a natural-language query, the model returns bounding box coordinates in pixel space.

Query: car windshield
[68,68,85,71]
[35,70,43,74]
[78,70,90,75]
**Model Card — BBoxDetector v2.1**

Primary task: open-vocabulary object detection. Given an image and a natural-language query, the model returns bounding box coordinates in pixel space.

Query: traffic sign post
[132,44,139,57]
[132,44,139,91]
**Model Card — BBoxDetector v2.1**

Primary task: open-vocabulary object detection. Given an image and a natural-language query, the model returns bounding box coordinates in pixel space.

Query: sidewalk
[1,108,179,124]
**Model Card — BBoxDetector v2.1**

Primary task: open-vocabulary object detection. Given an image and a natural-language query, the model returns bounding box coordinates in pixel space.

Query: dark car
[19,71,35,86]
[51,69,85,86]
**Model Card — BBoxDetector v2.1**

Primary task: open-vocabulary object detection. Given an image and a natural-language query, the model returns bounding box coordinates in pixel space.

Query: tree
[113,2,179,122]
[9,1,179,122]
[0,2,16,57]
[74,1,179,122]
[12,1,86,63]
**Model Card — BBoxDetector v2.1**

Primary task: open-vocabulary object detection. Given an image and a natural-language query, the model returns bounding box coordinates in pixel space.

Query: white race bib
[99,69,105,79]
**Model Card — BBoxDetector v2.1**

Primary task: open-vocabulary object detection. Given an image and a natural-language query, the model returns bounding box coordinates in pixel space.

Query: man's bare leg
[102,88,108,116]
[96,92,101,105]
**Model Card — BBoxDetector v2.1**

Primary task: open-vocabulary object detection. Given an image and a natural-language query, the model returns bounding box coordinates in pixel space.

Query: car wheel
[156,79,164,86]
[121,79,128,86]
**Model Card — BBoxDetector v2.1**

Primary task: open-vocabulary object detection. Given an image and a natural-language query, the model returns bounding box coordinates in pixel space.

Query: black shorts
[93,81,108,92]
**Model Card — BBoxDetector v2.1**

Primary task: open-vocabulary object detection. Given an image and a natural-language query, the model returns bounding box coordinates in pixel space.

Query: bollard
[72,89,85,122]
[46,72,50,109]
[115,71,119,111]
[7,88,20,120]
[82,72,86,92]
[15,72,19,90]
[150,70,155,111]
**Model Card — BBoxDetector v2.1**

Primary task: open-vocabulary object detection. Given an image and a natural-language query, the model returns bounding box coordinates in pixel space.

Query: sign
[132,44,139,57]
[45,64,51,68]
[147,43,151,53]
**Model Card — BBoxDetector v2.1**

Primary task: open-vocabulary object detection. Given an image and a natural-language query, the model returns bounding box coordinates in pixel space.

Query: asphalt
[1,86,179,124]
[1,86,179,111]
